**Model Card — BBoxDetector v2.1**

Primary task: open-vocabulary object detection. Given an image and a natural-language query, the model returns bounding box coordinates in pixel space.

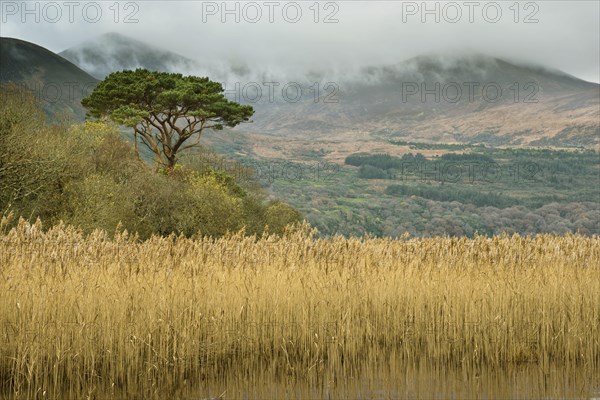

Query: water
[8,362,595,399]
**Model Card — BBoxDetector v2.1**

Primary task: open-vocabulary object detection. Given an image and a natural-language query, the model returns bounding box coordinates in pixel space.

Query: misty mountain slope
[356,54,597,93]
[11,32,599,148]
[0,37,99,120]
[59,32,202,79]
[245,54,600,147]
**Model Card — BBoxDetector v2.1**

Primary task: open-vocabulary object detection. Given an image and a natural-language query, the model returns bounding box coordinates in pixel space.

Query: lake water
[21,362,596,399]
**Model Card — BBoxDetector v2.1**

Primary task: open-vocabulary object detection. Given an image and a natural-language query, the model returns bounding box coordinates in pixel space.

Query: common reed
[1,217,599,399]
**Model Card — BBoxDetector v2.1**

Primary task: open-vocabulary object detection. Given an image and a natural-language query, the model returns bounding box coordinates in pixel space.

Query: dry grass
[1,217,599,399]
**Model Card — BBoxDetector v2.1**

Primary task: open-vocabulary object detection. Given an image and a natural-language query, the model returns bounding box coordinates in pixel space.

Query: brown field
[1,217,599,399]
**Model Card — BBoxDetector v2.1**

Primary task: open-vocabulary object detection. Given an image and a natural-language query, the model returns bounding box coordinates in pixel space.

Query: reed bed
[1,218,599,399]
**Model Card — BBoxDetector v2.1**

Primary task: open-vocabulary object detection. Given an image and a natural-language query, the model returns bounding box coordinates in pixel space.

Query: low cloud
[2,1,598,83]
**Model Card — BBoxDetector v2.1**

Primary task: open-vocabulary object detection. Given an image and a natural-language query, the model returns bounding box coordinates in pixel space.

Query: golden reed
[1,217,599,398]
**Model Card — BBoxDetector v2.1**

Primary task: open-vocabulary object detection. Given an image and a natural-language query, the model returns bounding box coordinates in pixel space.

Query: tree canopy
[82,69,254,169]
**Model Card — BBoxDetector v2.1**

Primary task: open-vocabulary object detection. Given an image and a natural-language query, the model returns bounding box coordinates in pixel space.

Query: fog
[1,1,598,83]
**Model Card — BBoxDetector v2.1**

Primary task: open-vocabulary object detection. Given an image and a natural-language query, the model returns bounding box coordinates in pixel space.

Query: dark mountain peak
[0,37,99,120]
[1,37,97,83]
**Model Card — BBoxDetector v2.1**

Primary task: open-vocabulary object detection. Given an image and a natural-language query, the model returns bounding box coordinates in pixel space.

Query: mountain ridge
[0,37,99,120]
[58,32,202,79]
[3,34,599,147]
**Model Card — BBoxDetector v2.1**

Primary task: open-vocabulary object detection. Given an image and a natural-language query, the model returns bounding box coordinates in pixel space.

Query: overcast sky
[1,0,599,82]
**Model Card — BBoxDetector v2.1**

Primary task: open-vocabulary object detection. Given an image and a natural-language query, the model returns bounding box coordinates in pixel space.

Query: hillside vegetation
[0,84,301,238]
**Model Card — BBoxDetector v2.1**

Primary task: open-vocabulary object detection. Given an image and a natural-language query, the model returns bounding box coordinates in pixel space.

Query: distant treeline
[346,152,497,180]
[384,184,520,209]
[345,149,599,187]
[345,153,427,170]
[346,152,494,169]
[388,140,486,151]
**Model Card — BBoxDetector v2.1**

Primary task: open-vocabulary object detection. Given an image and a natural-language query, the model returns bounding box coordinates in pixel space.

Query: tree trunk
[133,128,141,162]
[167,156,177,172]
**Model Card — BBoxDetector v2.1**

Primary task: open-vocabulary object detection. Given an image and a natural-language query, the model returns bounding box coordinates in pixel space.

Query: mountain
[245,53,600,147]
[59,32,202,79]
[0,37,99,120]
[7,33,599,148]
